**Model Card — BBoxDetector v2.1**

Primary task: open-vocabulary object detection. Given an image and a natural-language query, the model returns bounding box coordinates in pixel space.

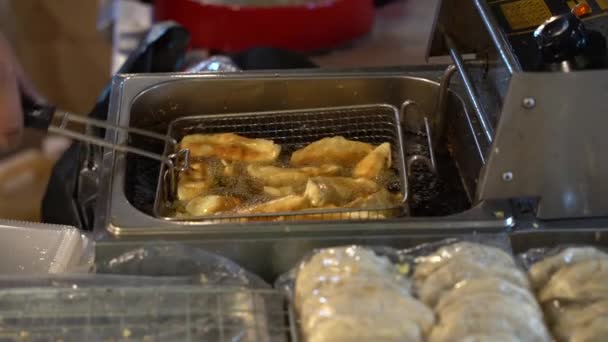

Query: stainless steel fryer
[96,229,608,286]
[93,69,511,238]
[155,104,409,222]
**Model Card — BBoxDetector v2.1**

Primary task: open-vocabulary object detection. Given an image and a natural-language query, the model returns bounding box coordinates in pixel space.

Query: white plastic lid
[0,219,91,274]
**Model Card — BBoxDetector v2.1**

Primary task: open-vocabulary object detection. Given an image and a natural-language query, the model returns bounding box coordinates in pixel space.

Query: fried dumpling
[177,179,212,201]
[182,161,209,180]
[238,195,310,214]
[263,186,297,198]
[247,164,346,188]
[344,189,401,209]
[185,195,241,216]
[299,164,345,177]
[246,165,309,188]
[180,133,280,163]
[290,136,373,167]
[353,142,392,180]
[304,176,380,207]
[177,161,214,201]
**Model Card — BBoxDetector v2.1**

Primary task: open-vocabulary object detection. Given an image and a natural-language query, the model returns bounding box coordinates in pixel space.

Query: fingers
[0,37,23,151]
[13,55,46,105]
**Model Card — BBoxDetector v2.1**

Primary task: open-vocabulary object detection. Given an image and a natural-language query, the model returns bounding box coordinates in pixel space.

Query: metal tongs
[22,96,191,172]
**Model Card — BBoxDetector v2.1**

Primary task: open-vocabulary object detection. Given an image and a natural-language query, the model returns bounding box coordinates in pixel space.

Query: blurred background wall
[0,0,111,114]
[0,0,110,221]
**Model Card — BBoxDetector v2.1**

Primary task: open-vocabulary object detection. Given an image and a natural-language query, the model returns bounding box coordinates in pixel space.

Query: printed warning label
[500,0,553,31]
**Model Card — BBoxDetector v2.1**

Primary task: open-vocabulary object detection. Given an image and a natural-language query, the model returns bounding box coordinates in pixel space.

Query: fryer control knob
[534,13,589,65]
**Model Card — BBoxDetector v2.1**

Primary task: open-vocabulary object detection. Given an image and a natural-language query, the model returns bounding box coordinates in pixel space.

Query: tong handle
[22,95,56,130]
[49,112,190,171]
[21,94,190,173]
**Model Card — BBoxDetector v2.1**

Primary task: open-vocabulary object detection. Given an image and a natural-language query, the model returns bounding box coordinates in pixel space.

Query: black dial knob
[534,13,589,65]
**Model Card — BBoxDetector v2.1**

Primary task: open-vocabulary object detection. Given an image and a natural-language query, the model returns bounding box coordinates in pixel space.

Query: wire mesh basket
[154,104,408,222]
[0,286,295,342]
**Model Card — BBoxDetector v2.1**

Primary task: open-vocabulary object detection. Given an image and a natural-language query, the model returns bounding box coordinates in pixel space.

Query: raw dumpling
[299,282,434,336]
[414,242,516,281]
[185,195,241,216]
[295,246,410,303]
[547,300,608,341]
[180,133,280,163]
[570,316,608,342]
[528,247,608,289]
[417,258,530,307]
[457,334,522,342]
[430,296,551,342]
[438,293,544,323]
[290,136,373,167]
[303,176,379,207]
[435,277,539,313]
[352,142,392,180]
[539,258,608,302]
[307,315,423,342]
[295,246,432,342]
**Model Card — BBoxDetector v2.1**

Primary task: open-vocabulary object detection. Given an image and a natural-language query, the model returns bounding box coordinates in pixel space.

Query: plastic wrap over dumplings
[294,246,434,342]
[522,246,608,342]
[414,241,551,342]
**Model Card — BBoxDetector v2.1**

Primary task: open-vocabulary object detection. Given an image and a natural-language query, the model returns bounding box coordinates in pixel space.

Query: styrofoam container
[0,219,92,274]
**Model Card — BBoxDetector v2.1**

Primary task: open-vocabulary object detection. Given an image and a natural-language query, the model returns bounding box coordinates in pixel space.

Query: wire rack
[153,104,408,222]
[0,286,296,342]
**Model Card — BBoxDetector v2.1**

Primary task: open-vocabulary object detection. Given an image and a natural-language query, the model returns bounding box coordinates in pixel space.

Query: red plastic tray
[153,0,375,53]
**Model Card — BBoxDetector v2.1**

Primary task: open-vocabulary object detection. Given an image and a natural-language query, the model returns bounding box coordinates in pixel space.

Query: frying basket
[154,104,409,222]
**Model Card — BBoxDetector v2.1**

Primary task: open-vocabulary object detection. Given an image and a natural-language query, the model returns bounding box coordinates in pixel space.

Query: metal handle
[443,31,495,145]
[473,0,522,74]
[48,110,190,172]
[400,100,437,175]
[22,95,56,130]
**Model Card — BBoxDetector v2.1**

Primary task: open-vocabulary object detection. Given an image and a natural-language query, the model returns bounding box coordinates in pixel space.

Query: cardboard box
[0,0,111,114]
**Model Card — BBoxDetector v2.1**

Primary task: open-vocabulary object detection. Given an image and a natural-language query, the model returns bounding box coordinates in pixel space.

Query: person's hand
[0,33,45,151]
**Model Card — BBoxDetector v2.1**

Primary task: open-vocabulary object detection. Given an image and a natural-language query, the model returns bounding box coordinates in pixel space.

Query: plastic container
[0,284,292,341]
[0,244,294,341]
[0,220,92,274]
[153,0,375,52]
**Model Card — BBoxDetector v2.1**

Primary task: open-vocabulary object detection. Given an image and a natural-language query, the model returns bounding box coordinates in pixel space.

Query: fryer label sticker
[500,0,553,30]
